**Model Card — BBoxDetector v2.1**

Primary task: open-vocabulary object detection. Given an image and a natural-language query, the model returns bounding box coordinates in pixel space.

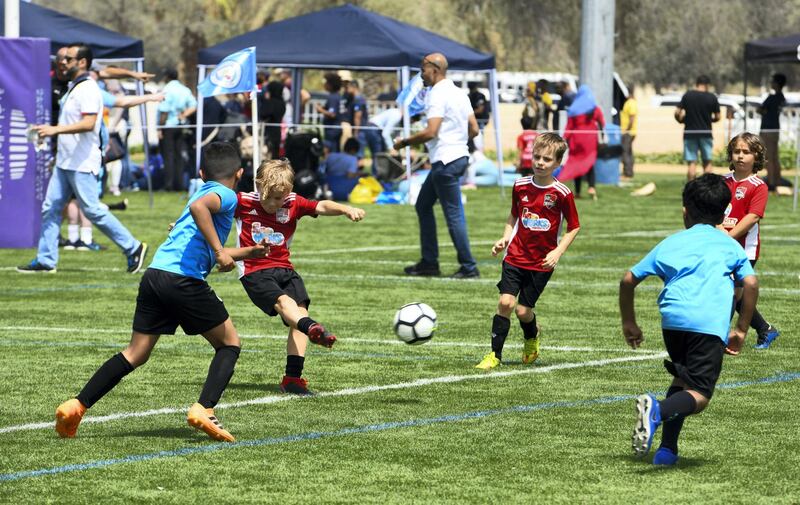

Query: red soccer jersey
[234,191,319,276]
[516,130,538,170]
[504,177,580,271]
[722,172,768,260]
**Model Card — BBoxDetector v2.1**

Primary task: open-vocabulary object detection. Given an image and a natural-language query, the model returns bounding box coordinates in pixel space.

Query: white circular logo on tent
[210,60,242,89]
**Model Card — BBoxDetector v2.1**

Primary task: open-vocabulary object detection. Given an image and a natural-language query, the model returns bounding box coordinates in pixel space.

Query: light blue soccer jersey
[149,181,237,279]
[630,224,755,343]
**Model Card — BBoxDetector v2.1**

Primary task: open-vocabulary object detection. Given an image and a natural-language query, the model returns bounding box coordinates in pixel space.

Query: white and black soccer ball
[393,302,437,345]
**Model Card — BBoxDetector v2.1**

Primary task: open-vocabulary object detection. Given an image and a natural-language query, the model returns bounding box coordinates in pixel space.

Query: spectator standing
[18,43,148,274]
[620,85,638,179]
[158,68,197,191]
[553,80,575,132]
[468,82,490,131]
[536,79,554,131]
[363,107,400,175]
[345,80,369,159]
[758,73,787,191]
[316,73,344,154]
[561,85,605,200]
[675,75,720,180]
[261,81,287,159]
[393,53,480,279]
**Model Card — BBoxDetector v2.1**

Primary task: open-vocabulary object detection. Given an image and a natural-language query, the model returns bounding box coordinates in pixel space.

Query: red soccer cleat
[307,323,336,348]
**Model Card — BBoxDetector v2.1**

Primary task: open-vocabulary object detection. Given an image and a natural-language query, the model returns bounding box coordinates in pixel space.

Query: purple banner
[0,37,51,248]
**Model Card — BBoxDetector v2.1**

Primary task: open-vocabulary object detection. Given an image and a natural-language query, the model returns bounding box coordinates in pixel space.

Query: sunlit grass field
[1,173,798,503]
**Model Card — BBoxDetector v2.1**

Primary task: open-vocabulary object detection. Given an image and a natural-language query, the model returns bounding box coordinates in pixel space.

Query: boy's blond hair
[255,159,294,196]
[533,132,568,163]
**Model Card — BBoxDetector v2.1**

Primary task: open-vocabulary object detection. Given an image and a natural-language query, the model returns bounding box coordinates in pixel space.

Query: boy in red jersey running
[236,159,365,394]
[722,132,779,351]
[476,133,580,369]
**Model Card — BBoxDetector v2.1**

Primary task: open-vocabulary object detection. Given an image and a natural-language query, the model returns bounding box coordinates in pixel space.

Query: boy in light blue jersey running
[619,173,758,466]
[54,142,267,443]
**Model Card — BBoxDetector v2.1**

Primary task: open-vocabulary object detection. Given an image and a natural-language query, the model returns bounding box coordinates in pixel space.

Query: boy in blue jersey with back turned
[619,173,758,466]
[54,142,267,443]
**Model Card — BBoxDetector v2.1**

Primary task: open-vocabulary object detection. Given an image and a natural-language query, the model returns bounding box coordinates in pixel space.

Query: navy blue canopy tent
[743,33,800,209]
[197,3,504,191]
[0,0,142,59]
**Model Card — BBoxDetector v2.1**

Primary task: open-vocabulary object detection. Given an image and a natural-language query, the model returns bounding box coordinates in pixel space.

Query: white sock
[80,227,93,245]
[68,224,80,243]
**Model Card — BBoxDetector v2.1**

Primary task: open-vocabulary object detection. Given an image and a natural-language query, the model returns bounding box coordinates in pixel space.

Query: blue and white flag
[396,72,429,116]
[198,47,257,97]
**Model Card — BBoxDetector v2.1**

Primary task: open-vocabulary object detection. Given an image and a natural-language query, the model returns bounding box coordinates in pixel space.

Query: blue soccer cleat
[632,393,662,458]
[753,325,779,349]
[652,447,679,466]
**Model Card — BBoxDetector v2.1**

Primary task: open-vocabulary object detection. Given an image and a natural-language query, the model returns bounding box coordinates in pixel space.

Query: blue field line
[1,372,798,484]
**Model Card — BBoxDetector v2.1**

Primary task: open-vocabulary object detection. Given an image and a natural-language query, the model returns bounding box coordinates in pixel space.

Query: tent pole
[251,85,260,192]
[489,69,504,198]
[292,68,302,128]
[135,59,153,208]
[743,60,748,132]
[195,65,206,178]
[400,66,412,203]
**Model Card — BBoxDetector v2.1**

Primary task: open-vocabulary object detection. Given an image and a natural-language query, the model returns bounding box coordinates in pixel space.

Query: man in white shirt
[18,43,147,274]
[394,53,480,278]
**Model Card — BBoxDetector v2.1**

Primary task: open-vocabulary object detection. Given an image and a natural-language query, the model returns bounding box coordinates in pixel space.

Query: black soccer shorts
[240,268,311,321]
[662,329,725,399]
[132,268,229,336]
[496,261,553,309]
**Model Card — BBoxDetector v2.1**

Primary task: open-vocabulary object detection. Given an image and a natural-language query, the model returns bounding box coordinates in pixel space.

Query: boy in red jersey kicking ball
[236,159,365,394]
[722,132,779,351]
[476,133,580,369]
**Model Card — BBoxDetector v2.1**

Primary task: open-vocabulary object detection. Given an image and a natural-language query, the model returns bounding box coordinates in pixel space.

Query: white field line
[0,326,654,354]
[0,352,665,435]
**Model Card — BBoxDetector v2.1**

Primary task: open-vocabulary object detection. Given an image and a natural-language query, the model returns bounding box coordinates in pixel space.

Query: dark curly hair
[726,132,766,173]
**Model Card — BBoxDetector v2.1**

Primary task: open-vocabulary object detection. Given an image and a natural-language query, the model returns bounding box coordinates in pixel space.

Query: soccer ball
[393,302,437,345]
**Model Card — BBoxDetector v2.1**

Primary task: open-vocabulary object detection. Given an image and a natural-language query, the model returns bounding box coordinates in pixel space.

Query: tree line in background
[37,0,800,92]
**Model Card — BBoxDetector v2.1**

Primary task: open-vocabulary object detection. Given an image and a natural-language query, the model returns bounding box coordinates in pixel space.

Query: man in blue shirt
[619,173,758,466]
[158,68,197,191]
[53,143,267,444]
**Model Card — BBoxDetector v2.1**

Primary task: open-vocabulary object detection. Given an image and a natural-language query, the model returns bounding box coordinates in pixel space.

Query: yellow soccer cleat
[522,336,540,364]
[187,403,235,443]
[475,351,500,370]
[55,398,87,438]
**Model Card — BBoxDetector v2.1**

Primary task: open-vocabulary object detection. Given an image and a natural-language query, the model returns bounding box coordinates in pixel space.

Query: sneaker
[632,393,662,458]
[475,351,500,370]
[403,261,441,277]
[108,198,128,211]
[66,240,102,251]
[279,375,315,395]
[451,267,480,279]
[85,241,106,251]
[55,398,87,438]
[754,325,780,349]
[126,242,148,273]
[307,323,337,348]
[652,447,679,466]
[522,335,540,364]
[16,260,56,274]
[187,402,235,443]
[58,235,69,248]
[63,240,78,251]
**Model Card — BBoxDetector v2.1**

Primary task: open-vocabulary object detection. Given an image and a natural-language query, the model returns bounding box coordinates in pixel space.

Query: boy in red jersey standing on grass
[236,159,365,394]
[476,133,580,369]
[722,132,779,351]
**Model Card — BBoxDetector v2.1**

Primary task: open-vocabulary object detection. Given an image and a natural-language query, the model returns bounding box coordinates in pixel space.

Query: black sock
[198,345,241,409]
[491,315,511,360]
[659,386,686,452]
[297,317,317,336]
[658,390,697,423]
[519,313,538,340]
[735,299,769,334]
[76,353,134,408]
[285,355,305,378]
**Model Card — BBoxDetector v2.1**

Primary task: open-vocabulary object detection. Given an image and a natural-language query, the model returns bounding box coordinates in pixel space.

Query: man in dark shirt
[345,80,369,159]
[315,73,343,154]
[468,82,490,131]
[675,75,720,180]
[758,73,786,191]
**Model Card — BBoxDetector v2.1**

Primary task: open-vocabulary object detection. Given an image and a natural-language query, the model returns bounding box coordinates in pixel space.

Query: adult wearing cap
[394,53,481,279]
